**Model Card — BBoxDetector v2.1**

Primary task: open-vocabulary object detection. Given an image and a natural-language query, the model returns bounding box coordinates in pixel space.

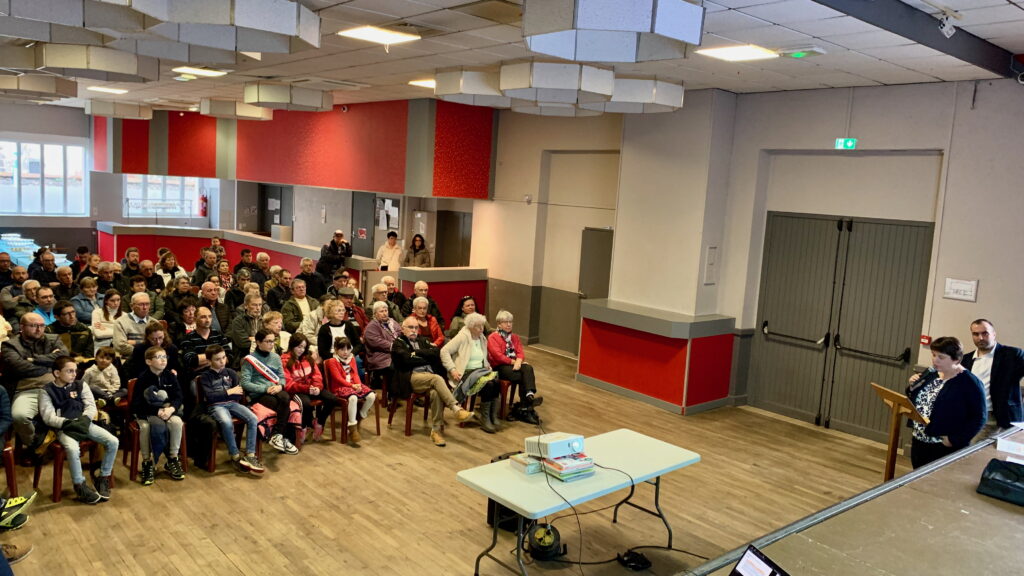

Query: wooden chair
[123,378,189,482]
[33,438,98,503]
[3,433,18,497]
[462,379,514,426]
[388,389,431,436]
[336,394,381,444]
[196,382,262,473]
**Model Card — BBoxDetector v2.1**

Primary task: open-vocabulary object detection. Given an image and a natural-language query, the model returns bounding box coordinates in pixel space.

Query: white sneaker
[282,438,299,455]
[269,434,288,453]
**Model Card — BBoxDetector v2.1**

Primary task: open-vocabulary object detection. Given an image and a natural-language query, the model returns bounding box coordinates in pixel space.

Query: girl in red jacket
[325,337,376,445]
[281,333,338,444]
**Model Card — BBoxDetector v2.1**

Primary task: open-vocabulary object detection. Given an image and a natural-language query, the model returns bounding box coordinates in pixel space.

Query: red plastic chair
[33,438,98,503]
[123,378,189,482]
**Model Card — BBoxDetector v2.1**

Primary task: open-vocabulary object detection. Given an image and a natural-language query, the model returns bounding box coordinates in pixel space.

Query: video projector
[524,432,584,459]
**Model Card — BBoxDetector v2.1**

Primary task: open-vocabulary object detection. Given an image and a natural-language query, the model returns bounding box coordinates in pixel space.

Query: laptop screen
[729,545,790,576]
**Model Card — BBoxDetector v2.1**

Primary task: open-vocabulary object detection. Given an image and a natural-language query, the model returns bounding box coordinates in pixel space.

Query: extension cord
[617,551,652,571]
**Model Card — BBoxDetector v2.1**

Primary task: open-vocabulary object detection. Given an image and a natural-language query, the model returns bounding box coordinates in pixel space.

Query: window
[0,139,88,216]
[123,174,219,217]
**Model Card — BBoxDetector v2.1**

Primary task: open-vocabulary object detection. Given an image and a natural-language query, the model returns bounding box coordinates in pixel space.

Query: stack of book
[510,453,543,475]
[543,452,595,482]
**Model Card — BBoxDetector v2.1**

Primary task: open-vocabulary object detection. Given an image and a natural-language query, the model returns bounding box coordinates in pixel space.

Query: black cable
[535,416,585,576]
[628,545,710,561]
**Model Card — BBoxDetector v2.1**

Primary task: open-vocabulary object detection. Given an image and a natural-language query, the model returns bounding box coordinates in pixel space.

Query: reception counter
[577,299,735,414]
[398,266,488,327]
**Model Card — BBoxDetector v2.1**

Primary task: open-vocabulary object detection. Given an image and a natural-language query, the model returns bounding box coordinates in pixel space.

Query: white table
[457,429,701,575]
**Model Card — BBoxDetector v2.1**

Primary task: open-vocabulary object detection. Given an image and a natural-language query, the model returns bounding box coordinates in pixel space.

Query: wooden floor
[4,348,909,576]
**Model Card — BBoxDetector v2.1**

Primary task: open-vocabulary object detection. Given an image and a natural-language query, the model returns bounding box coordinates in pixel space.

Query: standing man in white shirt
[962,318,1024,440]
[376,231,403,272]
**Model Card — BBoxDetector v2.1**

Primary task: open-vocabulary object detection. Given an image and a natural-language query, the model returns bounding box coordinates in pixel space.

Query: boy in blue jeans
[198,345,265,474]
[39,356,119,504]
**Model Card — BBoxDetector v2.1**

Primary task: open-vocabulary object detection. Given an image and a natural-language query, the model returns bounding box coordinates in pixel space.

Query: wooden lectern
[871,382,929,482]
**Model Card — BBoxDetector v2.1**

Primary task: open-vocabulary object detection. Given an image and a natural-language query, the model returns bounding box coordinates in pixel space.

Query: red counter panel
[578,318,688,408]
[401,279,488,326]
[685,334,734,410]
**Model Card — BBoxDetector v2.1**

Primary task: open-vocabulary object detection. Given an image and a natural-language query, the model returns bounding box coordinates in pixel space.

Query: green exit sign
[835,138,858,150]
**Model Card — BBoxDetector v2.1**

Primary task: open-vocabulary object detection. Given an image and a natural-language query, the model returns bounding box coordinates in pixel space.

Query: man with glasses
[0,312,69,447]
[32,287,57,326]
[46,301,94,360]
[366,283,403,323]
[113,292,158,357]
[391,318,473,447]
[400,281,444,328]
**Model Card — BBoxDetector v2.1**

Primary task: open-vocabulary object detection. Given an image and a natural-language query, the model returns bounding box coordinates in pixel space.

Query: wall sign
[943,278,978,302]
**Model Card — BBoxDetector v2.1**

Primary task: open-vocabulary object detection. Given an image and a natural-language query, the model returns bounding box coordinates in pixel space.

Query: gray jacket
[0,333,69,391]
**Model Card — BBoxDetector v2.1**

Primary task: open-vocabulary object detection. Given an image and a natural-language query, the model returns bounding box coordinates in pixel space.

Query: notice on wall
[943,278,978,302]
[357,228,367,240]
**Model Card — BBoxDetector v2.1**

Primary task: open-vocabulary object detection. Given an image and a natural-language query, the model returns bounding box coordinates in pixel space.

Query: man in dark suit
[962,318,1024,439]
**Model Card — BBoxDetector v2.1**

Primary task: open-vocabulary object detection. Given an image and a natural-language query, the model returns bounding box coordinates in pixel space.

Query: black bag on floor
[187,413,218,470]
[486,451,525,532]
[976,458,1024,506]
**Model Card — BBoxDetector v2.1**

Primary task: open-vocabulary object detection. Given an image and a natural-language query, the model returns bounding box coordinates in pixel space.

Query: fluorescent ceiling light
[408,79,435,89]
[171,66,228,77]
[87,86,128,95]
[337,25,420,46]
[695,44,778,62]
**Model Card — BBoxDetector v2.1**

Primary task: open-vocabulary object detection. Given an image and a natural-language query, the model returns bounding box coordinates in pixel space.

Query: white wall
[291,186,353,247]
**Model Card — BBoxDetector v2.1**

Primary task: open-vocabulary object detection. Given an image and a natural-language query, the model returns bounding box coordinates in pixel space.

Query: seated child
[81,347,124,407]
[38,356,119,504]
[197,345,265,474]
[131,346,185,485]
[324,337,376,446]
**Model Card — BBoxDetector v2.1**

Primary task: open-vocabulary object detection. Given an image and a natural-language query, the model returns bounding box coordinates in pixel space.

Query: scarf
[379,318,396,338]
[499,329,516,360]
[335,352,354,382]
[244,352,280,384]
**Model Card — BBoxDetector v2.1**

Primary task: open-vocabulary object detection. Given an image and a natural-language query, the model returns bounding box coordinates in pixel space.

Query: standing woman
[906,336,987,469]
[91,289,123,353]
[281,333,337,443]
[402,234,432,268]
[71,277,103,324]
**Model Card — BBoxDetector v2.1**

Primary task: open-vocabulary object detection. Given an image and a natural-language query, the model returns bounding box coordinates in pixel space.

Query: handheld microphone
[908,367,938,393]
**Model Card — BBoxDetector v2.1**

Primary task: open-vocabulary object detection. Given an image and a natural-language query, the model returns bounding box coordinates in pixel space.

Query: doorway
[749,212,933,442]
[257,184,293,235]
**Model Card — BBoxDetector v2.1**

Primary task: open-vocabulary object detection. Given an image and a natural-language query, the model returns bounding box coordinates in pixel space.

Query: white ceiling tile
[701,1,729,12]
[961,21,1024,39]
[712,0,780,8]
[343,0,437,19]
[738,0,843,24]
[464,24,523,43]
[783,16,879,38]
[859,43,944,61]
[405,9,495,32]
[703,10,772,33]
[427,31,502,49]
[887,54,970,71]
[990,35,1024,53]
[824,29,915,50]
[476,42,532,59]
[696,33,745,49]
[802,71,880,88]
[898,0,1005,10]
[772,77,831,90]
[853,62,941,85]
[928,66,1002,82]
[954,5,1024,27]
[319,6,394,26]
[716,24,813,47]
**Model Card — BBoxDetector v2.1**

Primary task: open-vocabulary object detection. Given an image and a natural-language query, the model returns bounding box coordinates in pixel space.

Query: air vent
[450,0,522,25]
[287,77,369,91]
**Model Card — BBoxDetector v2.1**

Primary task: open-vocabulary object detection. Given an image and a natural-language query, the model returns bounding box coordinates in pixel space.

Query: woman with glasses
[487,310,543,425]
[240,328,299,455]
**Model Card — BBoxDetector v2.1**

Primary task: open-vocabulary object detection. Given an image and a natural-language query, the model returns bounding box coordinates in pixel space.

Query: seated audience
[409,296,444,348]
[199,281,231,333]
[32,285,57,326]
[71,277,102,324]
[400,281,443,327]
[906,336,987,469]
[122,275,165,320]
[266,268,292,312]
[447,296,492,339]
[441,313,501,434]
[487,310,543,424]
[326,270,350,299]
[391,318,473,447]
[1,266,28,320]
[179,306,232,384]
[191,248,219,287]
[197,345,264,474]
[281,334,337,444]
[317,300,363,359]
[162,276,195,325]
[337,286,368,330]
[139,259,164,293]
[46,300,94,360]
[366,283,403,324]
[297,258,328,300]
[234,249,256,274]
[132,346,186,485]
[91,289,122,353]
[54,266,78,301]
[82,347,123,405]
[127,323,180,382]
[113,292,159,358]
[281,278,320,334]
[156,252,188,290]
[240,328,298,455]
[224,268,252,314]
[30,250,58,288]
[0,312,69,447]
[96,261,128,295]
[76,254,100,282]
[325,336,376,445]
[40,356,118,504]
[363,301,400,392]
[169,299,199,344]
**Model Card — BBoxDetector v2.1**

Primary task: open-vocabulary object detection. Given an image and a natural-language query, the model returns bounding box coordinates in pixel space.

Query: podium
[871,382,929,482]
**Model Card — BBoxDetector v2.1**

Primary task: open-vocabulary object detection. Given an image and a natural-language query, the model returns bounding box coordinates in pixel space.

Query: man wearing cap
[327,270,351,300]
[337,286,368,331]
[317,230,352,279]
[297,257,328,300]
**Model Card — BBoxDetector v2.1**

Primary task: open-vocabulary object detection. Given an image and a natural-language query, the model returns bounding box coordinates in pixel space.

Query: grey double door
[749,212,933,442]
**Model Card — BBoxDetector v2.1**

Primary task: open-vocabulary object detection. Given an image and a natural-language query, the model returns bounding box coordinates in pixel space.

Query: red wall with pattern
[432,100,493,199]
[121,119,150,174]
[168,112,217,178]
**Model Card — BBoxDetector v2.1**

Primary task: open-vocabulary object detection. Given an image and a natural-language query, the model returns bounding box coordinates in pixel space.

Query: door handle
[761,321,830,348]
[833,333,911,363]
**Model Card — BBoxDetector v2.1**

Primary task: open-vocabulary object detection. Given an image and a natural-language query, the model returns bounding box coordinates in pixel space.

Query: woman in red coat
[324,337,376,445]
[281,333,337,443]
[487,309,543,425]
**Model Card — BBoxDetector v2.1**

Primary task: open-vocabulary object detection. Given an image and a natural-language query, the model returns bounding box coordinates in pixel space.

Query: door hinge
[814,414,822,426]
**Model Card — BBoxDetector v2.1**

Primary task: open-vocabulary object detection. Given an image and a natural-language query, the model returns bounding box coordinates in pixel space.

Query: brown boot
[348,424,362,444]
[430,429,446,447]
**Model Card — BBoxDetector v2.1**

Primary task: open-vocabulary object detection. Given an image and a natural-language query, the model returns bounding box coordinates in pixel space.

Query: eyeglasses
[261,339,276,344]
[153,355,168,360]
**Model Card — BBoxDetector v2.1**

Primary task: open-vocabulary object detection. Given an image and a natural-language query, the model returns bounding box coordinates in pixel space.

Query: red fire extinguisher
[199,193,208,217]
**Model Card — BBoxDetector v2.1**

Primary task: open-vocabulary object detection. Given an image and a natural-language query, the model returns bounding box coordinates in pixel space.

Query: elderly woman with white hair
[363,300,401,392]
[409,296,444,347]
[441,312,501,433]
[487,309,543,425]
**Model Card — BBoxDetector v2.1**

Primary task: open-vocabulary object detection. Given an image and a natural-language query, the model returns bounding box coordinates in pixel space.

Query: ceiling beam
[811,0,1014,78]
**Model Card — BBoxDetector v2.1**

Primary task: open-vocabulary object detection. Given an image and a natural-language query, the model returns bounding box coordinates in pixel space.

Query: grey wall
[0,102,89,138]
[235,181,259,232]
[291,186,353,247]
[488,278,542,343]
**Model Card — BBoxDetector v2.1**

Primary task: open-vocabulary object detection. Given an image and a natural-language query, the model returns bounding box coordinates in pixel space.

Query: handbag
[976,458,1024,506]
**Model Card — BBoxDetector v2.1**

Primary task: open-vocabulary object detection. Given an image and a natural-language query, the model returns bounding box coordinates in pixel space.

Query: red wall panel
[97,231,114,262]
[401,279,487,327]
[235,101,408,194]
[432,100,493,199]
[579,319,688,408]
[111,234,310,278]
[168,112,217,178]
[684,334,734,410]
[121,119,150,174]
[92,116,108,172]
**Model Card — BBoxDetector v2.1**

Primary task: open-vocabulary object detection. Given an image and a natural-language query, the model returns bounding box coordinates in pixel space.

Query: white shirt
[376,242,403,270]
[296,297,311,318]
[970,348,994,414]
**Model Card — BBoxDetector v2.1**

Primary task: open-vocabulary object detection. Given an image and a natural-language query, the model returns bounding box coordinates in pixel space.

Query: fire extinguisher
[199,193,208,217]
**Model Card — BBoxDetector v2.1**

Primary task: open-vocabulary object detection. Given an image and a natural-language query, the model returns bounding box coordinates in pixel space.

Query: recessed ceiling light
[408,79,436,89]
[695,44,778,62]
[171,66,228,77]
[87,86,128,95]
[337,25,420,46]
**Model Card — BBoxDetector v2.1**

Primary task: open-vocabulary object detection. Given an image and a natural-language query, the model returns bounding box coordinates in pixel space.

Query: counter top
[581,299,735,339]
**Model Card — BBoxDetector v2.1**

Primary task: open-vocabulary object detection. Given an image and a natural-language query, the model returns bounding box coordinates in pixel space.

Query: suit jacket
[963,343,1024,428]
[390,335,445,400]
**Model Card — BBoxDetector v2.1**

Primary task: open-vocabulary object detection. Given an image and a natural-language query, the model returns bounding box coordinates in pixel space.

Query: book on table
[543,452,594,473]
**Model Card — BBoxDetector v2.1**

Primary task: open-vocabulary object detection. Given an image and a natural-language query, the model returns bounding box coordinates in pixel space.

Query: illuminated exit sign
[835,138,858,150]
